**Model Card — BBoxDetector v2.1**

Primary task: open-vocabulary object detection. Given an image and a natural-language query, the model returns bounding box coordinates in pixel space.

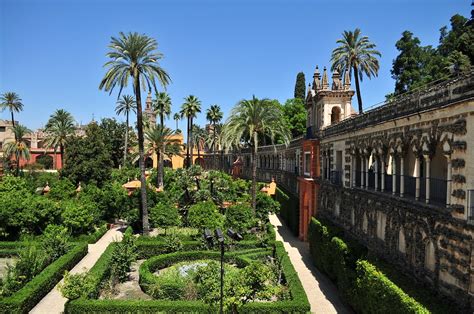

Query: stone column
[400,156,405,197]
[425,155,431,204]
[381,157,386,191]
[415,157,420,201]
[392,154,397,195]
[365,156,369,190]
[327,155,330,180]
[374,157,379,191]
[361,156,366,188]
[351,156,355,188]
[446,155,451,207]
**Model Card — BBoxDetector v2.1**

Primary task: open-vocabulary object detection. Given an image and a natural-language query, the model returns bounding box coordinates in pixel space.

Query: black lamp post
[203,227,243,314]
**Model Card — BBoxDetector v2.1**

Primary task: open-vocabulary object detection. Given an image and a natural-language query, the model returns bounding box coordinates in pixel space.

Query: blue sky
[0,0,470,131]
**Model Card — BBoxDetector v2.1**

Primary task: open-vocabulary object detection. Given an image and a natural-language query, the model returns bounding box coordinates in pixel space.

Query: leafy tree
[256,192,280,224]
[61,201,99,235]
[0,92,23,131]
[3,124,31,176]
[61,123,112,187]
[224,203,254,232]
[145,125,180,188]
[221,96,290,211]
[282,98,306,137]
[47,177,76,201]
[19,195,61,235]
[180,95,202,168]
[36,154,53,169]
[188,200,223,230]
[41,224,70,261]
[150,202,180,233]
[99,118,128,169]
[100,32,170,235]
[115,95,136,167]
[110,227,137,283]
[439,14,474,64]
[331,29,381,113]
[44,109,75,169]
[206,104,223,168]
[294,72,306,99]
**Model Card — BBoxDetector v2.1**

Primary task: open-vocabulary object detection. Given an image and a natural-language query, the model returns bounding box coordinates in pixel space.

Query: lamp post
[203,228,243,314]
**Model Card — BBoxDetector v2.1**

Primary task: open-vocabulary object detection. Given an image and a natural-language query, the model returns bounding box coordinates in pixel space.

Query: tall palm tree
[99,32,170,235]
[206,104,223,169]
[173,112,181,132]
[44,109,75,169]
[1,92,24,139]
[221,96,290,211]
[4,124,31,176]
[153,92,172,189]
[191,125,206,166]
[115,95,137,168]
[145,125,180,188]
[331,28,381,113]
[180,95,201,168]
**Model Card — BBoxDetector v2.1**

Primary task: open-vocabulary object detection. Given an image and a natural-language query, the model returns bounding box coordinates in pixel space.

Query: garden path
[29,227,123,314]
[269,214,352,314]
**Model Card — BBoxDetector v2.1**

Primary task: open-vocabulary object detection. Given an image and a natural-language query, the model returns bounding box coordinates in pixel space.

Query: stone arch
[330,106,341,124]
[424,238,436,272]
[362,211,368,234]
[398,226,406,253]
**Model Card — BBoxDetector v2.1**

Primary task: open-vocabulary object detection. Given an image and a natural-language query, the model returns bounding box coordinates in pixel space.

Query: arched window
[331,107,341,124]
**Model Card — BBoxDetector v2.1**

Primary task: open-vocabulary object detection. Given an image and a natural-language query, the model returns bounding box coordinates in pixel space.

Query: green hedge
[275,187,299,236]
[0,243,88,314]
[66,242,310,313]
[72,224,108,244]
[308,218,428,314]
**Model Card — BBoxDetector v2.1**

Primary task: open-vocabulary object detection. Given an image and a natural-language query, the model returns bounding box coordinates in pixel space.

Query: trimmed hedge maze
[0,243,88,314]
[65,240,310,313]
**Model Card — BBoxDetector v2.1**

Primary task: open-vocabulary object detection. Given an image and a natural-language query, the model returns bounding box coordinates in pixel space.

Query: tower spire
[343,70,351,90]
[312,66,321,90]
[322,67,329,90]
[332,69,342,90]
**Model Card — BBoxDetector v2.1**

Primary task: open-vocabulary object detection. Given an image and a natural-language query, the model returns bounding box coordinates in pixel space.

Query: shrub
[188,201,223,231]
[224,203,255,232]
[110,227,137,284]
[47,178,76,201]
[256,192,280,223]
[59,271,97,300]
[163,233,183,253]
[150,202,180,233]
[41,224,70,262]
[275,187,299,236]
[61,201,99,235]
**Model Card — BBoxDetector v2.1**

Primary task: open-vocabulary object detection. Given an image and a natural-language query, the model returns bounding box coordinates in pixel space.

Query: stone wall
[318,178,474,309]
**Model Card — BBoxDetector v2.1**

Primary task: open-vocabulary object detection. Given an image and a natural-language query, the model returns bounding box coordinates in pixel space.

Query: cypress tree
[294,72,306,99]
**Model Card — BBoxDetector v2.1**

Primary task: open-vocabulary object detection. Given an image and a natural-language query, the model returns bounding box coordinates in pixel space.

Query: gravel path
[269,214,352,314]
[29,227,123,314]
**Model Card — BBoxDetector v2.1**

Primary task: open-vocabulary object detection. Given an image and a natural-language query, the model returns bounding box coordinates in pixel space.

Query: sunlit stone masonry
[207,67,474,309]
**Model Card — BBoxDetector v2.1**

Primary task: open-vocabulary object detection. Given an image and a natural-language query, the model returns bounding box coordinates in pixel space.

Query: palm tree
[44,109,75,169]
[331,28,381,113]
[145,125,180,188]
[153,92,172,189]
[4,124,31,176]
[99,32,170,235]
[180,95,201,168]
[221,96,290,211]
[173,113,181,132]
[206,104,223,169]
[191,125,206,166]
[115,95,137,168]
[1,92,24,139]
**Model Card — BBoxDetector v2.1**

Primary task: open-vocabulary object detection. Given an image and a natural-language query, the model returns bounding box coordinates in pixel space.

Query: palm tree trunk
[353,66,363,114]
[158,114,164,189]
[60,143,64,169]
[134,70,150,235]
[186,117,190,168]
[251,132,258,213]
[11,112,16,141]
[175,119,178,131]
[123,111,129,168]
[213,121,217,169]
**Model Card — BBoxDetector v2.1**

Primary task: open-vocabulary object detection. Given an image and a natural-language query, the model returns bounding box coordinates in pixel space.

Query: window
[0,126,5,132]
[304,152,311,176]
[0,142,2,149]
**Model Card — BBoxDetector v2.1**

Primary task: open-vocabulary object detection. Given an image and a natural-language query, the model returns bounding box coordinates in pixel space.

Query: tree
[115,95,136,168]
[294,72,306,99]
[44,109,75,169]
[153,92,172,189]
[282,98,306,138]
[99,118,128,169]
[99,32,170,235]
[221,96,291,211]
[61,123,112,187]
[439,14,474,64]
[145,125,180,188]
[173,112,181,132]
[0,92,23,134]
[331,28,381,113]
[188,200,223,230]
[206,104,223,168]
[150,202,180,233]
[191,125,206,164]
[4,124,31,176]
[180,95,201,168]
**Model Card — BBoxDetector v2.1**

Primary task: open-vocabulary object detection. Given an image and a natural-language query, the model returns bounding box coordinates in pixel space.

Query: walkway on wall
[269,214,352,314]
[30,227,123,314]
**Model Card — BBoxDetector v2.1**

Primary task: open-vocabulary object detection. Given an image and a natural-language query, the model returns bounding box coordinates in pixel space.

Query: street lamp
[203,227,243,314]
